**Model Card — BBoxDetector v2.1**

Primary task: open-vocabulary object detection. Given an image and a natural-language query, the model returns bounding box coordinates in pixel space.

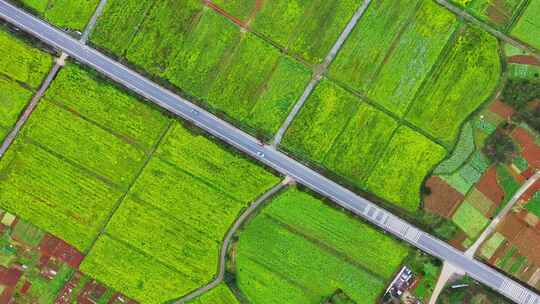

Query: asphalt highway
[0,1,538,303]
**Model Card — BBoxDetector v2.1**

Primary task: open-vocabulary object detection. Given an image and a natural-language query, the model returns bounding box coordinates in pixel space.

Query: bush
[502,79,540,110]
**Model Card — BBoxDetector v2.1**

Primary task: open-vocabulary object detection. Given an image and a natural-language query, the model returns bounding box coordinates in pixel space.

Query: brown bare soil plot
[476,166,505,207]
[424,176,464,218]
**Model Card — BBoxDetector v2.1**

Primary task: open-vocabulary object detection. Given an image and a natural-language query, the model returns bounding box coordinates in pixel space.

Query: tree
[501,79,540,110]
[482,130,517,164]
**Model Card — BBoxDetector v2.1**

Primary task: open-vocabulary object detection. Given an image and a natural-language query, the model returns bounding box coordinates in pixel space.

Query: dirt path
[174,178,291,303]
[271,0,373,146]
[80,0,107,44]
[0,52,68,159]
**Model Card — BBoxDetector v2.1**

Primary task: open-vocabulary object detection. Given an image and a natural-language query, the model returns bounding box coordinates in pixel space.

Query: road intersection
[0,1,538,303]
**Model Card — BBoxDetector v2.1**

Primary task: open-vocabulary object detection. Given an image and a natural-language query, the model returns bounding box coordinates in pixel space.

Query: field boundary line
[264,213,388,283]
[271,0,373,147]
[80,0,107,44]
[319,96,363,166]
[120,0,159,58]
[155,155,245,204]
[22,137,123,190]
[435,0,540,59]
[102,232,195,278]
[174,179,289,303]
[0,52,67,160]
[506,0,530,33]
[83,120,174,255]
[47,99,153,153]
[364,0,424,94]
[325,76,448,148]
[202,0,311,68]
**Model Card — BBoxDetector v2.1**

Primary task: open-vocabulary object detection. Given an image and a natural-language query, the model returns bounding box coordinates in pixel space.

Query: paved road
[0,2,538,303]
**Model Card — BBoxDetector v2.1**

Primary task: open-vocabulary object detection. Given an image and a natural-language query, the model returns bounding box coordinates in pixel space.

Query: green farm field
[366,127,447,212]
[92,1,311,138]
[0,26,51,140]
[235,188,409,303]
[0,27,52,88]
[329,0,421,95]
[81,121,279,302]
[0,76,33,141]
[406,26,501,147]
[283,80,397,188]
[18,0,100,30]
[282,80,447,212]
[511,0,540,49]
[188,284,239,304]
[209,0,360,64]
[0,64,170,251]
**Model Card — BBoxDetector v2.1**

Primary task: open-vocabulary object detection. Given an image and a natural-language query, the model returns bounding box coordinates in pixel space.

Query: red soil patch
[489,100,514,120]
[205,1,246,27]
[20,281,31,294]
[108,293,138,304]
[78,281,107,304]
[513,228,540,265]
[512,128,540,170]
[39,234,84,269]
[476,166,505,207]
[489,241,509,264]
[522,179,540,201]
[55,272,81,304]
[522,167,536,179]
[424,176,464,218]
[508,55,540,66]
[498,213,527,240]
[449,231,468,251]
[0,267,21,286]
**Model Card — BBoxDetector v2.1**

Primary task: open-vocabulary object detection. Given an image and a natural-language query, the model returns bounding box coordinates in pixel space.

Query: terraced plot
[18,0,100,31]
[511,0,540,49]
[81,121,279,302]
[0,64,170,251]
[92,1,310,138]
[235,188,409,303]
[451,0,526,30]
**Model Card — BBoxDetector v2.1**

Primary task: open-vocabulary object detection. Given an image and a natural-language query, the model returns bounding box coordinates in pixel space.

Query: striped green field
[81,121,279,302]
[235,188,409,303]
[511,0,540,49]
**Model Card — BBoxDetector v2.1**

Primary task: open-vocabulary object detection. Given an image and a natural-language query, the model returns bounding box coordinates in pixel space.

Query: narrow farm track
[435,0,540,60]
[271,0,373,146]
[80,0,107,44]
[0,2,538,303]
[0,52,67,159]
[175,179,289,303]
